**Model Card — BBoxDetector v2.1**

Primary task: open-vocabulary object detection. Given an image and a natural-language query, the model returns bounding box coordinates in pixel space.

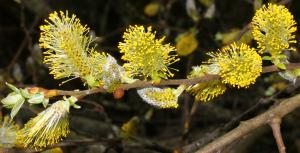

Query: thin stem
[269,118,286,153]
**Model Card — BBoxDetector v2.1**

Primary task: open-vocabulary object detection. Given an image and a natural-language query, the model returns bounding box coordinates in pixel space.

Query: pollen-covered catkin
[118,25,179,82]
[208,43,262,88]
[137,86,185,108]
[39,11,109,87]
[17,100,70,148]
[252,3,297,56]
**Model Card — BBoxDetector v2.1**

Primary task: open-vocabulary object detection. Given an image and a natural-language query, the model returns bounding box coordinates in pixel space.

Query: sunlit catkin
[118,25,179,82]
[17,100,70,148]
[39,11,107,86]
[208,43,262,88]
[137,86,185,108]
[252,3,297,56]
[187,65,226,102]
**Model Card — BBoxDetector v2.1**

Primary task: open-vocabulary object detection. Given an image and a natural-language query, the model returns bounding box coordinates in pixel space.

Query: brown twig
[269,118,286,153]
[182,93,300,153]
[181,84,292,153]
[39,63,300,98]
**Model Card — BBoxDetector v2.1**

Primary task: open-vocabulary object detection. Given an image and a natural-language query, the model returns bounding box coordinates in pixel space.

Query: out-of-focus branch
[269,118,286,153]
[181,83,293,152]
[183,93,300,153]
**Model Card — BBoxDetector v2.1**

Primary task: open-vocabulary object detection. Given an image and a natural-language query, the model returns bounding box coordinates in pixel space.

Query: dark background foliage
[1,0,300,152]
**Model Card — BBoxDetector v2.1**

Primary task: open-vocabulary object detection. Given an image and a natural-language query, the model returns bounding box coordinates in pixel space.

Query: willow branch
[269,118,286,153]
[182,93,300,153]
[39,63,300,98]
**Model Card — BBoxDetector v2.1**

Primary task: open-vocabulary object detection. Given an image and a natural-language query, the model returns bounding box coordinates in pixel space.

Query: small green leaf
[67,96,78,106]
[1,93,23,109]
[66,96,80,109]
[10,98,25,119]
[6,82,20,93]
[262,56,272,61]
[20,89,31,98]
[278,54,287,59]
[72,104,81,109]
[276,63,286,70]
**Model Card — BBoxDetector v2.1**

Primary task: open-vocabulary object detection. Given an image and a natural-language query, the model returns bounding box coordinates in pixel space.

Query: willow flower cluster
[17,97,75,148]
[137,85,185,108]
[187,43,262,102]
[40,11,111,87]
[252,3,297,57]
[119,25,179,82]
[40,11,92,80]
[208,43,262,88]
[188,80,226,102]
[187,65,226,102]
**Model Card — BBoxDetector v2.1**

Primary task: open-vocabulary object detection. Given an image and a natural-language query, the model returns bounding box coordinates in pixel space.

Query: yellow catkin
[118,25,179,81]
[137,86,185,108]
[40,11,91,79]
[187,80,226,102]
[39,11,108,86]
[252,3,297,56]
[208,43,262,88]
[187,65,226,102]
[17,100,70,148]
[145,88,177,108]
